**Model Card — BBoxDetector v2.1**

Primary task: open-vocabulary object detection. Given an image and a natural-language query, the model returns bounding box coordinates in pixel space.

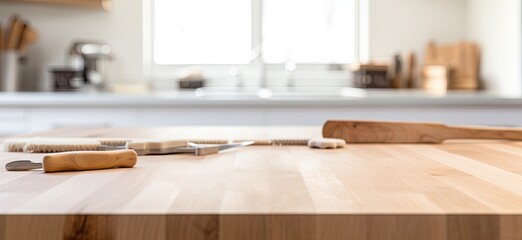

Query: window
[154,0,252,64]
[262,0,356,64]
[147,0,364,85]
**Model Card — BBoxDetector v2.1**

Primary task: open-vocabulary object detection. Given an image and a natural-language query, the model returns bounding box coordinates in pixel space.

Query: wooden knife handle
[42,149,137,173]
[6,16,24,50]
[323,120,522,143]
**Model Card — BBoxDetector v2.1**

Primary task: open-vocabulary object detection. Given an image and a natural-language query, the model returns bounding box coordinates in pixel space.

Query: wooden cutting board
[2,126,522,240]
[424,41,480,90]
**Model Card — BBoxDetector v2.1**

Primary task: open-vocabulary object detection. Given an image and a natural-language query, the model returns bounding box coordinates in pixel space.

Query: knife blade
[126,140,255,156]
[217,141,255,151]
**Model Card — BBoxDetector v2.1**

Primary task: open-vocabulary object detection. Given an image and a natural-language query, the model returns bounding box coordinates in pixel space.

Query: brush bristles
[189,140,229,145]
[2,139,26,152]
[3,138,102,153]
[268,139,309,146]
[24,143,101,153]
[189,139,309,146]
[98,139,130,146]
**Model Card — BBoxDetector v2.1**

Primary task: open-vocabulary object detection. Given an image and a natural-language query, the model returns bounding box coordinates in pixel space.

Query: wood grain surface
[2,126,522,239]
[323,120,522,143]
[43,149,137,173]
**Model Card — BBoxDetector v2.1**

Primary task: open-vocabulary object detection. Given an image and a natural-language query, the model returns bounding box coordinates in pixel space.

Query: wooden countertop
[2,126,522,240]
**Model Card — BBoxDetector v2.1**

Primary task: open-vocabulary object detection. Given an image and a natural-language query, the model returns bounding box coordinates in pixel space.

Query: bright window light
[263,0,356,64]
[152,0,357,66]
[153,0,252,65]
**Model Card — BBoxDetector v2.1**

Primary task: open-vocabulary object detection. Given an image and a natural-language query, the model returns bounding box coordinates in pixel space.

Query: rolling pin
[323,120,522,143]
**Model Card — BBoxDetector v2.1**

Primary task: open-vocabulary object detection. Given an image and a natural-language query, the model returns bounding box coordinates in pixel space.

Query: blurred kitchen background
[0,0,521,135]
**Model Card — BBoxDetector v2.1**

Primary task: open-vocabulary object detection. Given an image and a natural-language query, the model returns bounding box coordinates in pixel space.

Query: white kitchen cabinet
[138,108,264,126]
[27,108,137,133]
[264,106,522,126]
[0,108,25,136]
[1,92,522,135]
[8,105,522,135]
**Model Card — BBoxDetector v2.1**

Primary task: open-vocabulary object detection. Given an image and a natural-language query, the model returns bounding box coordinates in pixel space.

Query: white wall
[467,0,522,94]
[368,0,467,61]
[0,0,143,91]
[2,0,518,93]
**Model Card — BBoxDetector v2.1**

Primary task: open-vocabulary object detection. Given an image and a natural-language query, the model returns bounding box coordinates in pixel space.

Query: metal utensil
[129,141,255,156]
[5,160,42,171]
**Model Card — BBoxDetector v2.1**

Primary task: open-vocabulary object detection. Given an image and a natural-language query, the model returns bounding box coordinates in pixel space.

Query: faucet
[228,67,243,88]
[285,61,296,88]
[252,44,268,89]
[251,44,273,98]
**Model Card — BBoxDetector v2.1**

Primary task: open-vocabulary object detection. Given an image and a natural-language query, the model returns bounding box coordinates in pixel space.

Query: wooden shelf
[0,0,111,11]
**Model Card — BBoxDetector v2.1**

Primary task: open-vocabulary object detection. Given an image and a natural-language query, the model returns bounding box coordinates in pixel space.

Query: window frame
[143,0,369,86]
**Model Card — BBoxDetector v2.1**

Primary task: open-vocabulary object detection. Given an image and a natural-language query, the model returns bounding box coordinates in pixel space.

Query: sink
[174,87,368,99]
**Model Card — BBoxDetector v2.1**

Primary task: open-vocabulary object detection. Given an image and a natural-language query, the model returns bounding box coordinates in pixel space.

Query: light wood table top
[1,126,522,240]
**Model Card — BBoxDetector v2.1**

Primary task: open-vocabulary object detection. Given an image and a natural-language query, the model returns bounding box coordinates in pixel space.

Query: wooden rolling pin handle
[42,149,137,173]
[444,126,522,141]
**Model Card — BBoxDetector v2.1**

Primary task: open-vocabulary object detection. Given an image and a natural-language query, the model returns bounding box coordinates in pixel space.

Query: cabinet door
[0,108,24,136]
[28,108,137,133]
[265,106,522,126]
[138,108,264,126]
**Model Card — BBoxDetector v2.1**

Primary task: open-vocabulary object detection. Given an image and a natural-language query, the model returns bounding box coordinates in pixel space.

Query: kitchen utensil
[5,149,137,173]
[18,24,38,54]
[2,138,128,152]
[128,140,255,156]
[323,120,522,143]
[3,138,345,153]
[0,50,20,92]
[0,16,37,92]
[190,139,310,146]
[6,16,24,50]
[392,54,402,88]
[406,52,416,88]
[2,138,255,156]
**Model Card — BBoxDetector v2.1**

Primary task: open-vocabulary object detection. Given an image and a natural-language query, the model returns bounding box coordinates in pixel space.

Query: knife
[126,140,255,156]
[5,149,137,173]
